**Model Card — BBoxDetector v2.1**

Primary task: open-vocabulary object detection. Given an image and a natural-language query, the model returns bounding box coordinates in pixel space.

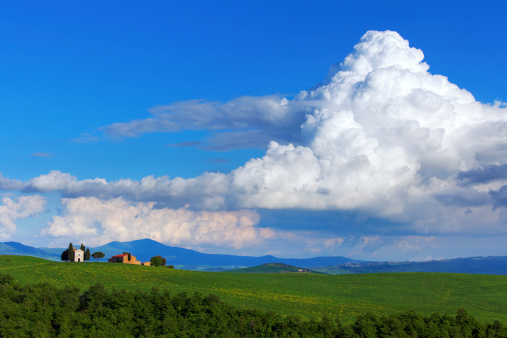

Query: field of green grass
[1,255,507,324]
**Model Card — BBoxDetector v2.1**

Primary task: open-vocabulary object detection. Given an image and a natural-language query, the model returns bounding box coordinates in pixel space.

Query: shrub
[150,256,162,266]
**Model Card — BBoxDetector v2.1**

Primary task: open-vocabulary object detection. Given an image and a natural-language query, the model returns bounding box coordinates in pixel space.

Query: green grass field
[1,255,507,324]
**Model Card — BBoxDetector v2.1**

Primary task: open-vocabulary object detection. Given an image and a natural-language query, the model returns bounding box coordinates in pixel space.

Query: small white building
[73,248,85,262]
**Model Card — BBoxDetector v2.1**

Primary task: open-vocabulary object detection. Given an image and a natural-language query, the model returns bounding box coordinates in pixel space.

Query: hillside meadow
[1,255,506,324]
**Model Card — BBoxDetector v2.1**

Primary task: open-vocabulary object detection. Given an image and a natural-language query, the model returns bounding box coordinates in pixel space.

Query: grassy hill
[227,263,322,274]
[1,255,507,324]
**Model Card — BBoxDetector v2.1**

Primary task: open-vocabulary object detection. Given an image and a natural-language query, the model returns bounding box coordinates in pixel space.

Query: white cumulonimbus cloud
[42,196,274,248]
[0,195,46,240]
[5,30,507,240]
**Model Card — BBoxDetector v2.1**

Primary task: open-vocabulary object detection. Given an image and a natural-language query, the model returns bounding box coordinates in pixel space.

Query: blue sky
[1,1,507,261]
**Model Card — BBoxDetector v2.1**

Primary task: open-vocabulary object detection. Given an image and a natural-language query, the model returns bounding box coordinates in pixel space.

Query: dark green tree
[61,249,69,262]
[84,248,91,261]
[128,252,132,262]
[68,242,75,262]
[0,273,15,286]
[150,256,162,266]
[80,243,85,251]
[91,252,105,262]
[155,255,166,266]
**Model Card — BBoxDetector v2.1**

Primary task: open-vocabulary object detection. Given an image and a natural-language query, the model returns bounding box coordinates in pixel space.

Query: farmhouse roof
[111,254,128,258]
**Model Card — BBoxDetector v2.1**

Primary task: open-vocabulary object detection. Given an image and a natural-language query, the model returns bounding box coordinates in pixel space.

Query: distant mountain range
[0,242,60,261]
[1,239,507,274]
[0,239,360,271]
[316,256,507,275]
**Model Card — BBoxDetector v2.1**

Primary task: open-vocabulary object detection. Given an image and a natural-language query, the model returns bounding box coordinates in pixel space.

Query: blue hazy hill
[323,256,507,275]
[0,242,60,260]
[88,239,359,269]
[4,239,506,274]
[1,239,359,269]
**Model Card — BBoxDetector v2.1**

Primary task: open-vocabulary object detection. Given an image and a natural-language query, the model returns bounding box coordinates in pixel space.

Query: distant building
[73,247,84,262]
[108,253,142,265]
[142,261,151,266]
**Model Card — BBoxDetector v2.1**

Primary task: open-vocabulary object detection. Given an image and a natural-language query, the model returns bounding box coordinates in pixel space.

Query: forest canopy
[0,272,505,337]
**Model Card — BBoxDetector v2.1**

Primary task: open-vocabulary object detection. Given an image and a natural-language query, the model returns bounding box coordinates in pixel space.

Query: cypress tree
[84,248,91,261]
[80,243,85,251]
[128,252,132,262]
[68,242,75,262]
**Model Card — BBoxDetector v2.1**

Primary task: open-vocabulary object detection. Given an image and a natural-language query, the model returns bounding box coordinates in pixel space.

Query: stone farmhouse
[108,253,151,266]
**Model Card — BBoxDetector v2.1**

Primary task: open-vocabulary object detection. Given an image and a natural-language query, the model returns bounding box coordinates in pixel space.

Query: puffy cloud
[5,30,507,238]
[0,173,25,190]
[0,195,46,240]
[230,142,322,209]
[23,170,230,210]
[42,197,273,249]
[228,30,507,231]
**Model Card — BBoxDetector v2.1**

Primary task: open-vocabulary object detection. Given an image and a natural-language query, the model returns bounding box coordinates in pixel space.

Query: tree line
[60,244,172,266]
[0,272,505,337]
[60,242,90,262]
[60,242,106,262]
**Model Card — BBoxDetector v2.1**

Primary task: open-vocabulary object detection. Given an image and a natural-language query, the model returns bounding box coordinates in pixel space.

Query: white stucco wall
[74,249,84,262]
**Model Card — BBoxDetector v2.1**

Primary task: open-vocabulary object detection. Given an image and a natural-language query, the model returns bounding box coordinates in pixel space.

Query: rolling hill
[1,255,507,324]
[2,239,360,270]
[227,263,323,274]
[4,239,507,274]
